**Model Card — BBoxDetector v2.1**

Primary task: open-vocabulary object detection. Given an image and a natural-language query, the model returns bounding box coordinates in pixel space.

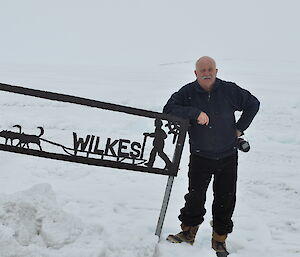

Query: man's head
[194,56,218,91]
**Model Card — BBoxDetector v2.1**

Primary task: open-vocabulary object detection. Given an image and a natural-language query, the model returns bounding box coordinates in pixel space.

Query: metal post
[154,119,188,238]
[155,175,175,238]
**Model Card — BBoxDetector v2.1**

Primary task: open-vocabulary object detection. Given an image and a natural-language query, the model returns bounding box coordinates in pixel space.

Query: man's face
[194,59,218,91]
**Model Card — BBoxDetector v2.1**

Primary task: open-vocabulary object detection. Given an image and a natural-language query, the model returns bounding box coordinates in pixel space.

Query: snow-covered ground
[0,1,300,257]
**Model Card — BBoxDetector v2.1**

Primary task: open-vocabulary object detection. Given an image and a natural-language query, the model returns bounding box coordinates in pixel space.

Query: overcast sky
[0,0,299,66]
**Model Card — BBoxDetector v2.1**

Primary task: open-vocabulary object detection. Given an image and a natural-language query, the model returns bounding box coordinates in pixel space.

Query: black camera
[237,138,250,152]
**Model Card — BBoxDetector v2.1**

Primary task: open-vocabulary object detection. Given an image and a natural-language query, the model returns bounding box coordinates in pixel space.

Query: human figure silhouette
[144,119,172,170]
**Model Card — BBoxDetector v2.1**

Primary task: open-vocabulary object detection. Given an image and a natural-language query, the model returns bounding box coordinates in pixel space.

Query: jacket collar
[194,78,221,93]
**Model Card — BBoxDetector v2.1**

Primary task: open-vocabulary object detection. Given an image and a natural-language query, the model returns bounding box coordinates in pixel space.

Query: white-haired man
[163,56,260,256]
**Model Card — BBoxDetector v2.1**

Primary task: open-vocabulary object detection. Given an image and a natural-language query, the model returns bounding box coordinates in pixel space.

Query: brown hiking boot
[212,231,229,256]
[166,223,199,245]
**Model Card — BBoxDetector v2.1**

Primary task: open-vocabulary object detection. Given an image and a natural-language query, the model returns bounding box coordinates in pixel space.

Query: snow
[0,0,300,257]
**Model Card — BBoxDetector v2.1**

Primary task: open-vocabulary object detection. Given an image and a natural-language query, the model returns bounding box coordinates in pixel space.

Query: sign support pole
[155,175,175,238]
[154,120,188,238]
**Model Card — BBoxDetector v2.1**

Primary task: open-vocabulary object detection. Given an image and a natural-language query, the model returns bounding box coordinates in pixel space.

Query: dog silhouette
[18,127,44,151]
[0,125,44,151]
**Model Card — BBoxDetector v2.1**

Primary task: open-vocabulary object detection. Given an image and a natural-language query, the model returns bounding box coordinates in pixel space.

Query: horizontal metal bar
[0,83,187,123]
[0,144,177,176]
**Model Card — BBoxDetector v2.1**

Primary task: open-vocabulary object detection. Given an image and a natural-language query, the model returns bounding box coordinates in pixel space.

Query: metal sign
[0,82,190,238]
[0,83,189,177]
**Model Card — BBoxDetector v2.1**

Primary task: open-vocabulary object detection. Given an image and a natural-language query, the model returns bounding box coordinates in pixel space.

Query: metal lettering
[130,141,141,158]
[73,132,91,155]
[104,138,119,157]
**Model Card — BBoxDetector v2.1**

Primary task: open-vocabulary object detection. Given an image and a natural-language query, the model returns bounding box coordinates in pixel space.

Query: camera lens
[237,138,250,152]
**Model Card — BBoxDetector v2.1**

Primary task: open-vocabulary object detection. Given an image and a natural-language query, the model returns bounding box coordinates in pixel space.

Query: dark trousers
[179,153,238,235]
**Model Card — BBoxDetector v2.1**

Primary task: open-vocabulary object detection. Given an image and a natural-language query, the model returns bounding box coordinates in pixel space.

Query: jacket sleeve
[226,83,260,132]
[163,86,201,121]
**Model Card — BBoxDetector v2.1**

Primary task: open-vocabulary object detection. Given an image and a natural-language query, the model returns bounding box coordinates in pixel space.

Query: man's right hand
[197,112,209,125]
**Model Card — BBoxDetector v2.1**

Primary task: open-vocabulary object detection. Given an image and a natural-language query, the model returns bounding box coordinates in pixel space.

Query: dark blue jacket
[163,78,260,159]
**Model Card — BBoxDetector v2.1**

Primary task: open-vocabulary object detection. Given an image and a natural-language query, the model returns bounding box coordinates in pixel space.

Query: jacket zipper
[208,92,211,102]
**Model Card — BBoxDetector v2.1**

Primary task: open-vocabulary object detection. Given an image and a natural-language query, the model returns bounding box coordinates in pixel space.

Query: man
[163,56,259,256]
